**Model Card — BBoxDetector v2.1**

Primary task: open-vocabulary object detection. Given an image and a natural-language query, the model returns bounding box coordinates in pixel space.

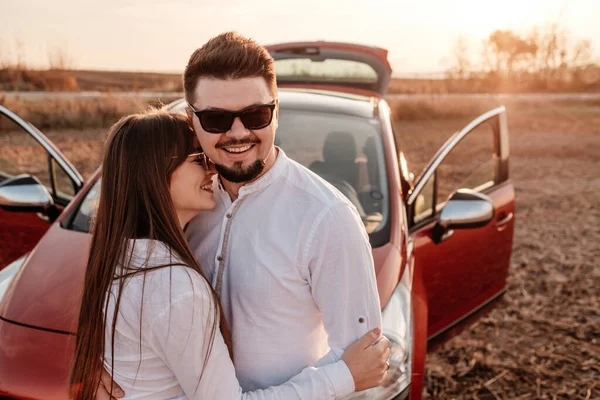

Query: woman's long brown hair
[69,109,232,399]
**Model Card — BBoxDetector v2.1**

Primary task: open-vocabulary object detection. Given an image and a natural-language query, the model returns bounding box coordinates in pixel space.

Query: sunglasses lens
[240,106,273,130]
[200,111,233,133]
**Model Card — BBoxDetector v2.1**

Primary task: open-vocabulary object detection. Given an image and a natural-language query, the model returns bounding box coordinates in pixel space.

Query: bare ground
[392,100,600,399]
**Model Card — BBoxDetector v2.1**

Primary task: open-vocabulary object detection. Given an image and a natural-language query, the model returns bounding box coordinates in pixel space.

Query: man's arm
[305,202,383,368]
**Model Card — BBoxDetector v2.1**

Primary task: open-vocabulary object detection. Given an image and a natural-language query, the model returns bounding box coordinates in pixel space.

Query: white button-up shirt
[186,149,382,396]
[104,240,359,400]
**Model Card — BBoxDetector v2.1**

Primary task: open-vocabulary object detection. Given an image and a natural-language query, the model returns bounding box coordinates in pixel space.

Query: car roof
[278,88,379,119]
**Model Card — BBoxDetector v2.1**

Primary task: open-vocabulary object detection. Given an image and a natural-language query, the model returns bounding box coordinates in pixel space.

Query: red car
[0,42,515,399]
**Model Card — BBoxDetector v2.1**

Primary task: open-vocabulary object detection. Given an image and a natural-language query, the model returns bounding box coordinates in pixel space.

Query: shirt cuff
[322,359,355,398]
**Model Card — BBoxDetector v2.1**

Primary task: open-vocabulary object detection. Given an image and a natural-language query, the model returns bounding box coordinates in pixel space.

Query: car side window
[435,120,497,208]
[0,115,75,201]
[51,158,77,198]
[410,118,498,227]
[413,173,435,224]
[70,178,100,233]
[0,116,52,188]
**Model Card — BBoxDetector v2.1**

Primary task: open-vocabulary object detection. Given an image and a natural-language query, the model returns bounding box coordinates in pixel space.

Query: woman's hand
[341,328,391,392]
[92,367,125,399]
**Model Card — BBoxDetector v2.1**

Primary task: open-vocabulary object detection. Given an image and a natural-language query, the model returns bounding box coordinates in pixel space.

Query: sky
[1,0,599,76]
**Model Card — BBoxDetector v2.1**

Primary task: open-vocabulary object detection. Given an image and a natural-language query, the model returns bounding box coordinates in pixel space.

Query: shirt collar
[217,147,289,199]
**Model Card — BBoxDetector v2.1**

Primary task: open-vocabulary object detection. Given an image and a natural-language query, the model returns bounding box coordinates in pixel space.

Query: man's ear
[273,102,279,129]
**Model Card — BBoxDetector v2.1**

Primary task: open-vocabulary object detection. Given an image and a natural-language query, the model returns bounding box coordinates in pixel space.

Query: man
[99,32,383,399]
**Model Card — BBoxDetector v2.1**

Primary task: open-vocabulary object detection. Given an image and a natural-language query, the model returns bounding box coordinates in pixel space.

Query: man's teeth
[201,184,212,190]
[224,144,253,153]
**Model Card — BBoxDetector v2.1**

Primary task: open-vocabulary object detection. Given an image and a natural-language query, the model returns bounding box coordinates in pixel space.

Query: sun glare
[447,0,566,37]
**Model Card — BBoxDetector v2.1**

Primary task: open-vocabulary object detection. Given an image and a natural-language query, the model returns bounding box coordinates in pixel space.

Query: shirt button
[217,255,224,262]
[226,213,232,219]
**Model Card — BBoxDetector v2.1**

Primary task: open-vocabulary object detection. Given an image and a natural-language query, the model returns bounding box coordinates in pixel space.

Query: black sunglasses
[188,100,277,134]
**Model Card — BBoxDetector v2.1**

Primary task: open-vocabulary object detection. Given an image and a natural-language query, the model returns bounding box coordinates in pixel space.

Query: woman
[70,109,390,399]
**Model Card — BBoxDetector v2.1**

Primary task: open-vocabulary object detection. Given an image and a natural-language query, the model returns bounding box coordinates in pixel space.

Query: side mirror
[0,174,54,213]
[431,189,494,244]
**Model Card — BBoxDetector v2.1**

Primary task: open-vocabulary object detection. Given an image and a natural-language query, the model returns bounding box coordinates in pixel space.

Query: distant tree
[528,23,593,84]
[447,35,472,80]
[482,29,537,77]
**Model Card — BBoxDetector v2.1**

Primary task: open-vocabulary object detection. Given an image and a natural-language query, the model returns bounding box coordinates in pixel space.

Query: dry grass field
[0,69,183,92]
[1,96,598,399]
[7,68,597,94]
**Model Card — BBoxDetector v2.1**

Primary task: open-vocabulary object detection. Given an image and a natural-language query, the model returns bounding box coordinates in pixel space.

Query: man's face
[187,77,278,183]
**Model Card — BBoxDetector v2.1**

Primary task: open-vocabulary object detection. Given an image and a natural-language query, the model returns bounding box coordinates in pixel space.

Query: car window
[277,109,389,234]
[414,173,434,224]
[70,178,101,233]
[0,114,75,201]
[52,158,77,198]
[274,58,378,84]
[435,120,496,208]
[0,116,52,188]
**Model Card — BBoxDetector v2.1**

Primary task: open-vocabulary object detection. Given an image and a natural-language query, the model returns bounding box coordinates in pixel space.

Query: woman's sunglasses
[172,151,212,170]
[188,152,212,170]
[188,100,277,134]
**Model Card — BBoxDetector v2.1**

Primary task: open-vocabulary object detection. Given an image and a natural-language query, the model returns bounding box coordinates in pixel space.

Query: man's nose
[226,117,248,139]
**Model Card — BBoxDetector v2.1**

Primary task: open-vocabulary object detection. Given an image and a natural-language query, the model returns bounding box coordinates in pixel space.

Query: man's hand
[94,367,125,400]
[342,328,391,392]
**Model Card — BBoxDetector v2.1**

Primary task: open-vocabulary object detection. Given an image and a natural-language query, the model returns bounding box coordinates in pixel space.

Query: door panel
[408,107,515,340]
[0,106,82,269]
[413,183,514,337]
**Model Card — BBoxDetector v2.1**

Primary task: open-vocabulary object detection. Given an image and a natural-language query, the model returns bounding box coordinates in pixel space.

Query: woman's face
[170,152,217,227]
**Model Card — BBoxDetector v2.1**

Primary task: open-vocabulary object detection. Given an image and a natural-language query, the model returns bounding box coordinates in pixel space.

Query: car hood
[0,223,89,333]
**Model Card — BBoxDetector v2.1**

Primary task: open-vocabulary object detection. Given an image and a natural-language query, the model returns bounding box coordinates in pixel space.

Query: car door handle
[494,212,513,231]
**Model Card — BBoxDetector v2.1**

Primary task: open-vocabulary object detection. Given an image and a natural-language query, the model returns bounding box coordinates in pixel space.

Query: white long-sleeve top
[103,239,354,399]
[185,149,382,393]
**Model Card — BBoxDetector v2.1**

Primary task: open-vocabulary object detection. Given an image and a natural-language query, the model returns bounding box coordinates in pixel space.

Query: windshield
[276,108,388,235]
[69,106,390,242]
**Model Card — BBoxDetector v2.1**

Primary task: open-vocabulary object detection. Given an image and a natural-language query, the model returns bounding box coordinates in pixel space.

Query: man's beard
[215,159,265,183]
[214,137,265,183]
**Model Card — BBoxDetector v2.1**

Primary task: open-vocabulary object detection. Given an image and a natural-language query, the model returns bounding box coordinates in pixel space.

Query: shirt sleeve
[147,273,355,400]
[303,202,383,375]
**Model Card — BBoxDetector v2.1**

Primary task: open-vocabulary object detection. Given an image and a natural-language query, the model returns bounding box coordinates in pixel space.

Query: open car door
[0,105,83,269]
[266,41,392,97]
[407,107,515,347]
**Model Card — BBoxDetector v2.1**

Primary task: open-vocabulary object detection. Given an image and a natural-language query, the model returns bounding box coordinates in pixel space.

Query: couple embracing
[70,32,391,400]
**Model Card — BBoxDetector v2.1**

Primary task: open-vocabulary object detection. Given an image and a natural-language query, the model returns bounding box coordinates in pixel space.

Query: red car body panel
[0,211,49,271]
[0,318,73,400]
[411,182,515,337]
[0,224,89,333]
